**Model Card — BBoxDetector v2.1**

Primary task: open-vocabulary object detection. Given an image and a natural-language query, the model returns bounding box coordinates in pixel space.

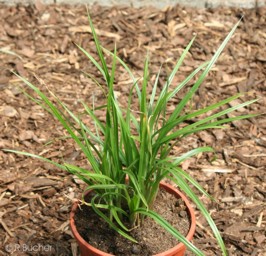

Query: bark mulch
[0,2,265,256]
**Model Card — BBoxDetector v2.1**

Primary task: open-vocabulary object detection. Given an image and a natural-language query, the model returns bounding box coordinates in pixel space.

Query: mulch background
[0,2,265,255]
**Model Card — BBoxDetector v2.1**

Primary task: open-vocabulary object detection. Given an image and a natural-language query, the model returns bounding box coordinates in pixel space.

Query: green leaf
[3,149,66,170]
[169,168,227,255]
[91,195,137,243]
[102,47,141,100]
[169,19,242,122]
[157,36,196,103]
[148,65,161,115]
[75,44,105,78]
[173,147,214,165]
[124,169,149,209]
[87,12,110,83]
[134,208,204,256]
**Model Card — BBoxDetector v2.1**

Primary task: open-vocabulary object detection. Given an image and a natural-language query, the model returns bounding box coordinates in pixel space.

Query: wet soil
[0,2,265,256]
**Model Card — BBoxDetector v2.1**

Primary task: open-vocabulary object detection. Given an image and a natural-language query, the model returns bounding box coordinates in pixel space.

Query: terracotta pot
[70,181,196,256]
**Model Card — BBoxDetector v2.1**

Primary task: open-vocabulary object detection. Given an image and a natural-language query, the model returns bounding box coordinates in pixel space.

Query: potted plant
[4,15,257,256]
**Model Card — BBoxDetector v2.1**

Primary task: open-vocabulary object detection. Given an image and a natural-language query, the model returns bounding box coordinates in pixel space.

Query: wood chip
[220,77,246,87]
[201,165,235,173]
[0,105,18,117]
[24,177,58,188]
[69,26,121,41]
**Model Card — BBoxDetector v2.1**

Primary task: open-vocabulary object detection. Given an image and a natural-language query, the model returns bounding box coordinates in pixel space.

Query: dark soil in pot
[74,187,191,255]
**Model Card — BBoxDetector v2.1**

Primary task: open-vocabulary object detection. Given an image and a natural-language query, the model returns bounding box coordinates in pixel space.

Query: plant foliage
[5,16,257,255]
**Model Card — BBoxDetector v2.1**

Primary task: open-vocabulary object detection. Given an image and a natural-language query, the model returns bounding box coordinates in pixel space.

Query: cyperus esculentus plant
[5,15,257,255]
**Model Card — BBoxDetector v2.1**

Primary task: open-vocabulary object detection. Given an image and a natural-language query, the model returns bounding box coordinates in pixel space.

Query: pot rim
[70,181,196,256]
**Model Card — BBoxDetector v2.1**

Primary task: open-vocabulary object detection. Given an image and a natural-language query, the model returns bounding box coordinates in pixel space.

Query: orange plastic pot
[70,181,196,256]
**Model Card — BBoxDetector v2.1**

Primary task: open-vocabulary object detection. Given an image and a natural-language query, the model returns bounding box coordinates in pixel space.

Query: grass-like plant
[5,15,257,255]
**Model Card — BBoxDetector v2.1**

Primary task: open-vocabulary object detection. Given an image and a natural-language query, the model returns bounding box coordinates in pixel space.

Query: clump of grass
[5,15,257,256]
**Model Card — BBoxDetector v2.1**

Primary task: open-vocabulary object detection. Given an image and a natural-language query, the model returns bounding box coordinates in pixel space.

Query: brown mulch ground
[0,2,265,256]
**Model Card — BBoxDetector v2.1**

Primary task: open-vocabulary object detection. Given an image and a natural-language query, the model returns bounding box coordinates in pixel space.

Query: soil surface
[0,2,265,256]
[74,187,190,255]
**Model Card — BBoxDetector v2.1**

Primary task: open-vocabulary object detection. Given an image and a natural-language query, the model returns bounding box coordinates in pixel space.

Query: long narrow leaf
[91,196,137,243]
[3,149,66,170]
[169,19,242,122]
[173,147,214,165]
[158,36,196,102]
[148,65,161,115]
[75,44,105,78]
[135,208,204,256]
[13,72,101,173]
[159,100,257,145]
[103,47,141,100]
[87,12,110,83]
[169,168,227,255]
